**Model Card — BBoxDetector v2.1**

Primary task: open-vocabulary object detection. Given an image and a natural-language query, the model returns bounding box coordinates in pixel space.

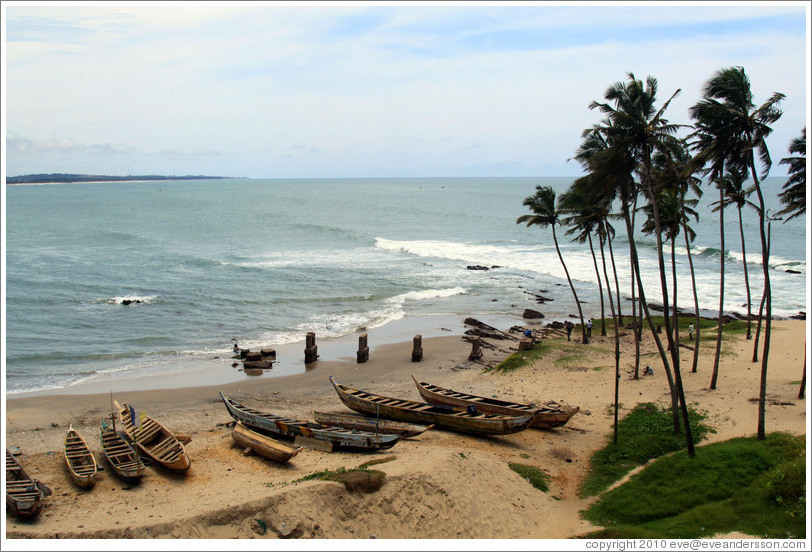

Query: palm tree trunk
[587,232,606,336]
[599,227,621,445]
[552,225,588,344]
[752,164,772,440]
[710,184,725,389]
[621,199,679,428]
[671,238,680,370]
[684,226,701,373]
[737,204,753,339]
[752,287,766,362]
[607,231,624,325]
[799,352,806,400]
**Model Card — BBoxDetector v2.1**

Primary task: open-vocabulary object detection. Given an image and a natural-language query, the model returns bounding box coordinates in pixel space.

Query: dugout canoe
[100,425,145,483]
[6,449,51,519]
[329,376,533,435]
[114,401,191,471]
[231,422,304,463]
[411,374,579,429]
[219,392,400,451]
[64,425,98,488]
[312,411,433,438]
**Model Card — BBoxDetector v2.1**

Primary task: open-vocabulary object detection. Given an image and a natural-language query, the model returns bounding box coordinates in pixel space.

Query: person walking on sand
[688,323,694,341]
[586,318,593,339]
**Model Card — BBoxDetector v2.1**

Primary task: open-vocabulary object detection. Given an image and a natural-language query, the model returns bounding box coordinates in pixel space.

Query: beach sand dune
[4,320,806,539]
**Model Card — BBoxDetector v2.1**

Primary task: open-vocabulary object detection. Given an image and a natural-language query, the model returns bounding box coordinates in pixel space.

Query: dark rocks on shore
[121,299,142,306]
[466,265,489,271]
[523,308,544,319]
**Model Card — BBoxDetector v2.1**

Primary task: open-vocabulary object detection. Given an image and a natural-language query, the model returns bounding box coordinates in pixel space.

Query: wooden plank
[294,435,333,452]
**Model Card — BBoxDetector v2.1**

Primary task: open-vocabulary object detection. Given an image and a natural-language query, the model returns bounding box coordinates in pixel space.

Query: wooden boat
[64,425,98,488]
[411,374,580,429]
[219,391,401,451]
[100,425,145,483]
[329,376,534,435]
[312,410,433,438]
[114,401,191,471]
[6,449,51,519]
[231,422,304,463]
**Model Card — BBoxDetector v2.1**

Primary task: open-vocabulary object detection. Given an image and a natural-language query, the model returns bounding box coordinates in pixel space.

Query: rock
[243,360,272,370]
[522,308,544,319]
[466,265,489,271]
[270,520,305,539]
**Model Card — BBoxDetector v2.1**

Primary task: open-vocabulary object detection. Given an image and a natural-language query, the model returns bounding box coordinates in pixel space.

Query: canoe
[312,411,433,438]
[411,374,580,429]
[6,449,51,519]
[219,391,401,451]
[100,426,145,483]
[329,376,534,435]
[231,422,304,463]
[114,401,191,471]
[64,425,98,488]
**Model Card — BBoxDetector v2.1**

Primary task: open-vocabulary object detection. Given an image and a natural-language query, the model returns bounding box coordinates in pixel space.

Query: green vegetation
[488,341,553,373]
[294,465,387,493]
[582,433,806,539]
[580,402,713,497]
[509,463,550,492]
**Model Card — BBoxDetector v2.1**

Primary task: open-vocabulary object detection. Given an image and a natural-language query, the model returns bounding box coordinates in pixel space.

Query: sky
[2,1,809,179]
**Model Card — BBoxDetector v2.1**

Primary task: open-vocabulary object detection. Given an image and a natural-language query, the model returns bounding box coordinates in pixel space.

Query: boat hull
[115,401,191,471]
[219,392,400,451]
[312,411,433,438]
[411,374,579,429]
[231,422,303,463]
[329,376,533,435]
[6,449,50,519]
[64,427,98,488]
[100,428,145,483]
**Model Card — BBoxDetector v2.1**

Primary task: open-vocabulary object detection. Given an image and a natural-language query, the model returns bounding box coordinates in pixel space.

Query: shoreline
[4,319,807,540]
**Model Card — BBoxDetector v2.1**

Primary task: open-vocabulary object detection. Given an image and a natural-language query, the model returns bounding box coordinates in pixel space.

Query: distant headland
[6,173,238,184]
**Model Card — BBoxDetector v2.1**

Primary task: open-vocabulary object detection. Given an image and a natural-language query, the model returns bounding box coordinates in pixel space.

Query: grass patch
[579,402,714,497]
[294,465,387,493]
[581,433,806,539]
[488,341,553,373]
[509,463,550,492]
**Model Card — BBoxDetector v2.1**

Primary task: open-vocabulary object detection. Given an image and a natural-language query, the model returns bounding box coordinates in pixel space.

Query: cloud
[4,3,807,178]
[7,134,134,156]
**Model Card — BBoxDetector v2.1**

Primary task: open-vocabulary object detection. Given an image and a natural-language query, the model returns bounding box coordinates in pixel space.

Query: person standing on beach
[565,321,573,341]
[688,323,694,341]
[586,318,593,338]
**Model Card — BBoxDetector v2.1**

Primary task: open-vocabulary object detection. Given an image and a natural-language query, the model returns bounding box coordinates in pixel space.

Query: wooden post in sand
[357,334,369,363]
[305,332,319,364]
[468,336,483,360]
[412,335,423,362]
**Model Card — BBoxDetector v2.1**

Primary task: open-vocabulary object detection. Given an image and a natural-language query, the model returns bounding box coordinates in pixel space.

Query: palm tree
[560,177,607,337]
[589,73,691,447]
[517,185,588,344]
[712,168,755,340]
[776,127,806,222]
[690,66,784,440]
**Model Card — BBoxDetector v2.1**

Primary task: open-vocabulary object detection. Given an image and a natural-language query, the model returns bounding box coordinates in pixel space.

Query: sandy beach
[3,318,807,543]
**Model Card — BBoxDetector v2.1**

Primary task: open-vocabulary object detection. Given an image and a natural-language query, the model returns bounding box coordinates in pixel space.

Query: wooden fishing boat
[231,422,304,463]
[411,374,580,429]
[114,401,191,471]
[64,425,98,488]
[6,449,51,519]
[312,411,433,438]
[219,391,401,451]
[100,425,145,483]
[329,376,534,435]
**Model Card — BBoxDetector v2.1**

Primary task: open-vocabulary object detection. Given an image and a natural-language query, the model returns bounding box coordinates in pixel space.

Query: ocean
[4,177,807,395]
